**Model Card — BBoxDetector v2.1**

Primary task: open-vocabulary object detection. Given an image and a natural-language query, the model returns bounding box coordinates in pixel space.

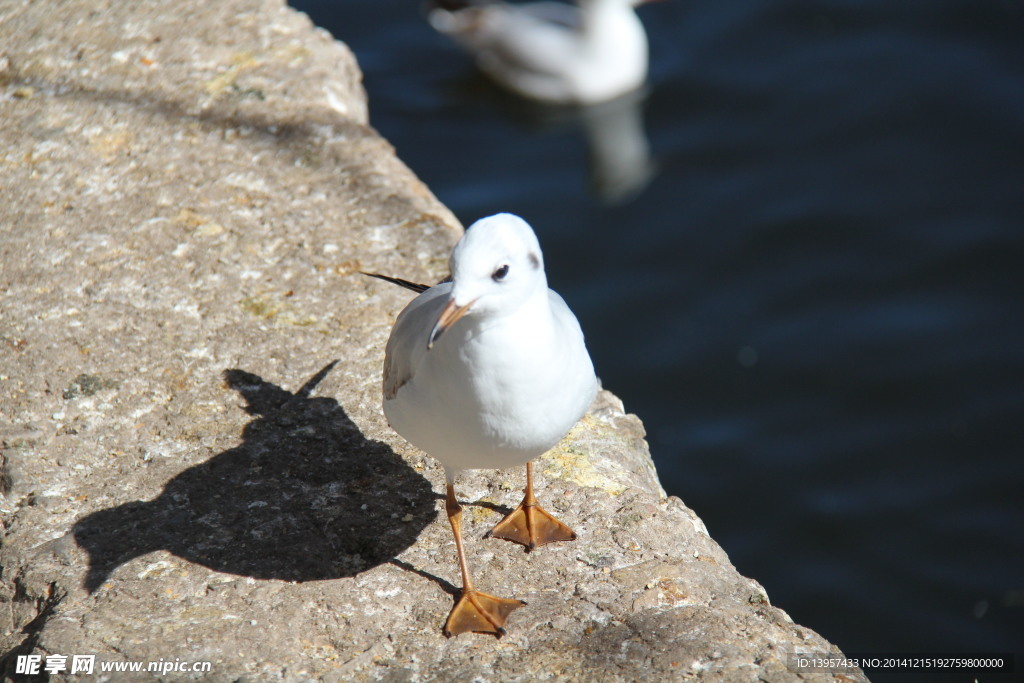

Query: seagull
[365,213,598,636]
[426,0,656,105]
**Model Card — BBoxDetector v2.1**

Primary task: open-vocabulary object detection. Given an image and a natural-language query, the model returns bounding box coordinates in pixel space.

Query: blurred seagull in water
[427,0,657,105]
[364,213,597,636]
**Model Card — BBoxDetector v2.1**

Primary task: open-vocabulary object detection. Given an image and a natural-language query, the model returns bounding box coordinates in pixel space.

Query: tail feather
[360,272,432,294]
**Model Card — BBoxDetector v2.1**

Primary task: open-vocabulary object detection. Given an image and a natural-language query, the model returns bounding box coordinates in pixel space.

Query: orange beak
[428,298,476,349]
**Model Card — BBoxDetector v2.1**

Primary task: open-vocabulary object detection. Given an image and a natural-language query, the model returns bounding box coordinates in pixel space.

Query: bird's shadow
[72,361,437,592]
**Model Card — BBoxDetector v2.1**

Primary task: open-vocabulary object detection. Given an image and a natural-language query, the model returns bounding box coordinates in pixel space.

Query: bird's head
[429,213,548,348]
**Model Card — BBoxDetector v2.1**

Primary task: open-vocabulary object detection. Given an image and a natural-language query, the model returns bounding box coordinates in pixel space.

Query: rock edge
[0,1,864,680]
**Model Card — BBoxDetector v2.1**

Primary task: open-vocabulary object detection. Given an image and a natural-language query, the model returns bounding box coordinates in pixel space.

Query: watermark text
[15,654,212,676]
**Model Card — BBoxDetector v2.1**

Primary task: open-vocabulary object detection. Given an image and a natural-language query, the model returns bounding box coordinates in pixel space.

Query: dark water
[291,1,1024,679]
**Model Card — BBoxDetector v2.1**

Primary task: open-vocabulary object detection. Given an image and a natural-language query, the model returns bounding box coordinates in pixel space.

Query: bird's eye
[492,264,510,281]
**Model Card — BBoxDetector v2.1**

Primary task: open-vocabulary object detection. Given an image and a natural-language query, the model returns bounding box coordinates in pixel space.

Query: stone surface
[0,1,864,680]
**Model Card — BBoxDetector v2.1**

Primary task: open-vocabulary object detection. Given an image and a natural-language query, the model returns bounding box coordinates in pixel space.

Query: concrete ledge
[0,1,863,680]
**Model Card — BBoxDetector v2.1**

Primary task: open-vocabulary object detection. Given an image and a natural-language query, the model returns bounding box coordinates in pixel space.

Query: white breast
[383,286,597,472]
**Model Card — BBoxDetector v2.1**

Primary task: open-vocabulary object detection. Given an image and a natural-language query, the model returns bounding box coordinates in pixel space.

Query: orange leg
[487,461,576,551]
[443,483,525,637]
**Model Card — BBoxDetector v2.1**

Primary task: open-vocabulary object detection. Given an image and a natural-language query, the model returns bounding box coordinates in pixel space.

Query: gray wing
[383,283,452,400]
[431,1,581,75]
[519,1,580,29]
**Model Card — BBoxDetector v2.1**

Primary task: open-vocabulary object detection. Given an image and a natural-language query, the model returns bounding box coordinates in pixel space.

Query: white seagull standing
[366,213,598,636]
[427,0,655,105]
